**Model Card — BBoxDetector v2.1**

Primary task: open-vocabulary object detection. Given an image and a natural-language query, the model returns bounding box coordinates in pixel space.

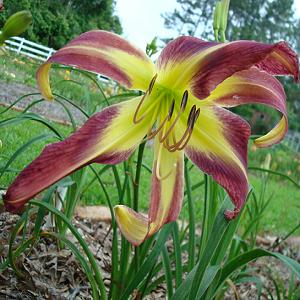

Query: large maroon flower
[4,31,299,245]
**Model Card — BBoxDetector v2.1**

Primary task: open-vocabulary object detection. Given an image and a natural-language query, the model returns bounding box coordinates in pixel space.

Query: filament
[148,99,175,139]
[159,90,189,144]
[133,74,158,124]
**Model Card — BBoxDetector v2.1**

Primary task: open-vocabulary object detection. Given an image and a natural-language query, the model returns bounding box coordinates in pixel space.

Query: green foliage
[0,0,122,49]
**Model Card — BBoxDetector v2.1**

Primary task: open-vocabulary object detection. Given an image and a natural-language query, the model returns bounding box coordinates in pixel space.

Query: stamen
[191,108,200,130]
[187,105,196,125]
[133,74,158,124]
[180,90,188,111]
[148,100,176,140]
[165,106,200,151]
[147,114,169,140]
[133,92,148,124]
[159,90,189,144]
[148,74,158,95]
[168,100,175,120]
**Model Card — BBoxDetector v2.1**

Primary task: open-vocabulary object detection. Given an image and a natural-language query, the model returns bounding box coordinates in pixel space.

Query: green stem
[133,141,146,271]
[119,161,131,294]
[172,223,183,288]
[185,160,195,271]
[198,174,209,258]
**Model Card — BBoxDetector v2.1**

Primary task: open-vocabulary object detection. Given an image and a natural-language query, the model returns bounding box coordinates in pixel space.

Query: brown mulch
[0,211,112,299]
[0,209,166,300]
[1,208,300,299]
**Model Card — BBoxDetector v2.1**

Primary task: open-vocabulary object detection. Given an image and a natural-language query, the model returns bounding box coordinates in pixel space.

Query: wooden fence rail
[3,34,56,61]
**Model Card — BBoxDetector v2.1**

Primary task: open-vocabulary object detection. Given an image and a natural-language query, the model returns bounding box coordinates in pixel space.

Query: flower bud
[0,10,32,44]
[213,2,222,33]
[220,0,230,32]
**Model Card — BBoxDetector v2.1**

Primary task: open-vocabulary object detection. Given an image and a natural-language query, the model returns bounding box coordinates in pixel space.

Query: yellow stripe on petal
[157,37,298,100]
[184,106,250,216]
[4,97,152,212]
[254,117,287,148]
[114,138,184,246]
[36,30,156,100]
[104,48,156,90]
[203,68,288,147]
[148,137,184,235]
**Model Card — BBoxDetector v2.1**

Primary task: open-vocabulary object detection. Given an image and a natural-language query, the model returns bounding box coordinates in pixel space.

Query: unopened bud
[220,0,230,32]
[213,2,222,31]
[0,10,32,44]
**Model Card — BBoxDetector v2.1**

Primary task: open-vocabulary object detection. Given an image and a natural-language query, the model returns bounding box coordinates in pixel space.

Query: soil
[0,80,86,125]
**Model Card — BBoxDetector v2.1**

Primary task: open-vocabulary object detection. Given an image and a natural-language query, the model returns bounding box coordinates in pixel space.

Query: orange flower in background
[3,31,299,245]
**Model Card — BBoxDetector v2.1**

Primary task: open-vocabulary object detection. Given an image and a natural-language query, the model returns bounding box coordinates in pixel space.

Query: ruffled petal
[184,106,251,218]
[37,30,156,100]
[205,67,287,147]
[114,138,184,246]
[4,97,151,212]
[156,36,298,99]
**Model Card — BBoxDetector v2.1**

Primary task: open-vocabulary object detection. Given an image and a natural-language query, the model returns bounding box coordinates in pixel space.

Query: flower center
[133,74,200,152]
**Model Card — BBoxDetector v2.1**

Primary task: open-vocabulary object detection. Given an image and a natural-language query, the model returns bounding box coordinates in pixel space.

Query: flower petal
[114,138,184,246]
[205,67,288,147]
[114,206,149,246]
[37,30,156,100]
[157,36,298,99]
[184,106,251,218]
[148,138,184,234]
[4,97,151,212]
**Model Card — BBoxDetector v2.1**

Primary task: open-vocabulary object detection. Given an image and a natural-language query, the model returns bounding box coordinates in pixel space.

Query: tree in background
[163,0,299,47]
[0,0,122,49]
[163,0,300,131]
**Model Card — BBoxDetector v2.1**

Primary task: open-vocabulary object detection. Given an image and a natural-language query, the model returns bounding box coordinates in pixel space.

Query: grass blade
[162,245,173,298]
[120,223,174,300]
[29,200,108,300]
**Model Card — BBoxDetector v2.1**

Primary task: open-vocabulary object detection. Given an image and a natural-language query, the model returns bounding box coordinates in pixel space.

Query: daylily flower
[3,31,298,246]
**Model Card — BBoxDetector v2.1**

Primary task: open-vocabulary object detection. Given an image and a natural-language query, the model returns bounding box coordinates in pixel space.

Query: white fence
[284,131,300,153]
[3,35,56,61]
[2,34,114,84]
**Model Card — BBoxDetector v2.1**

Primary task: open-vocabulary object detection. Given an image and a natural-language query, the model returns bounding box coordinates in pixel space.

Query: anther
[187,105,196,126]
[190,108,200,130]
[180,90,188,111]
[148,74,158,95]
[168,100,175,120]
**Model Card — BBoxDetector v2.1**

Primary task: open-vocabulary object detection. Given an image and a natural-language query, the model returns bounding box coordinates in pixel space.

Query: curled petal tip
[36,63,54,101]
[2,193,23,214]
[224,208,240,220]
[114,205,149,246]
